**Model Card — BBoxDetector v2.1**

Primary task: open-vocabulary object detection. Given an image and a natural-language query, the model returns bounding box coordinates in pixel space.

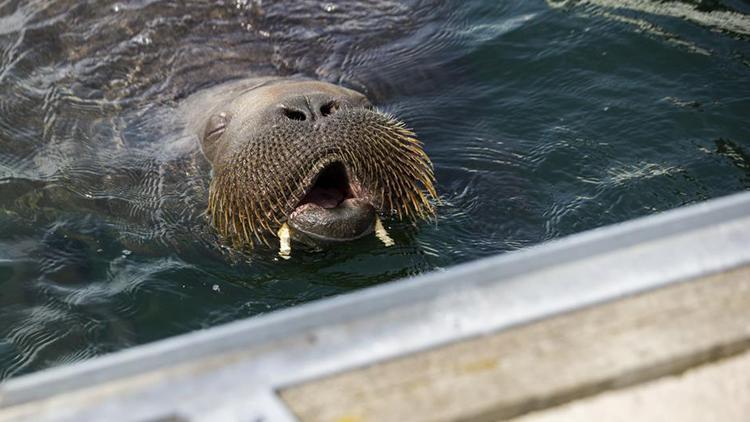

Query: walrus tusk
[375,217,395,247]
[278,223,291,259]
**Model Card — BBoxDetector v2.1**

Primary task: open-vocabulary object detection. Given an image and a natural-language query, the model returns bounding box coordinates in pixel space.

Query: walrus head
[197,78,436,249]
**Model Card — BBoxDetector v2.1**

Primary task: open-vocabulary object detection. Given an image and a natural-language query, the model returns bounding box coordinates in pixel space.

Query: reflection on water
[548,0,750,36]
[0,0,748,379]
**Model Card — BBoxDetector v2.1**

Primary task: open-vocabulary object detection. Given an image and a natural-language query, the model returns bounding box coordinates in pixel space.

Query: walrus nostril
[283,108,306,121]
[320,101,339,117]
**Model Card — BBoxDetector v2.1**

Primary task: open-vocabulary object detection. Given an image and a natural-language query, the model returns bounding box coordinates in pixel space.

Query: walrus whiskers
[208,107,436,248]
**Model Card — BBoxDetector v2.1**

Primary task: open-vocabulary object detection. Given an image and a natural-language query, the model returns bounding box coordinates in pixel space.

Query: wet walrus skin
[186,77,437,249]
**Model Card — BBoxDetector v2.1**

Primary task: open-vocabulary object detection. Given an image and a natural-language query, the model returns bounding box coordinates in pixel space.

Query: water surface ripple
[1,0,748,378]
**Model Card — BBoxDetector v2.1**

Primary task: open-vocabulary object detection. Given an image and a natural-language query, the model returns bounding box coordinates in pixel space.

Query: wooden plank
[279,265,750,422]
[511,348,750,422]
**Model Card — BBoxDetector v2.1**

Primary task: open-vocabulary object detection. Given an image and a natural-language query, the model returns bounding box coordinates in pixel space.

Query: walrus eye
[204,112,231,143]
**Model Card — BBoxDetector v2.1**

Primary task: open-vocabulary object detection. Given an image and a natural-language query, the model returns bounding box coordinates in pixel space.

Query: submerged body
[183,77,437,254]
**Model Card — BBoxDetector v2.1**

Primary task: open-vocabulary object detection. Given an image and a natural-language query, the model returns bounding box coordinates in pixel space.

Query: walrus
[184,76,437,257]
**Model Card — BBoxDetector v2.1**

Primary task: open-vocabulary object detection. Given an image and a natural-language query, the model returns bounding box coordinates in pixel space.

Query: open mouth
[287,162,376,243]
[298,162,354,210]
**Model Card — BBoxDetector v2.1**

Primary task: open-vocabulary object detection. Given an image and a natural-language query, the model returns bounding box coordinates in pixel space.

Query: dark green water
[1,0,748,379]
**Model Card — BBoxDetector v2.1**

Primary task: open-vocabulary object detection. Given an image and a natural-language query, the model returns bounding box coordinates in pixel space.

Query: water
[0,0,748,380]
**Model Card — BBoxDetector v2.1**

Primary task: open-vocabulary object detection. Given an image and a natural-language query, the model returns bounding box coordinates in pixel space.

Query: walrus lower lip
[288,198,376,243]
